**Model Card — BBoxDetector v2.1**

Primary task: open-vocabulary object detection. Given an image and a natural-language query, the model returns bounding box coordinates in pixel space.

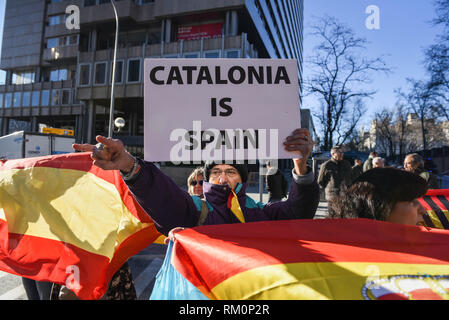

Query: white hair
[373,157,384,166]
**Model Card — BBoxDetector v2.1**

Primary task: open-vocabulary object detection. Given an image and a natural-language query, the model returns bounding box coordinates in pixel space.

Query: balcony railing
[0,80,82,118]
[43,45,79,61]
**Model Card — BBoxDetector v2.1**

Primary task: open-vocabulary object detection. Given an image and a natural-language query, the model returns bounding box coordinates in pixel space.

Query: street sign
[144,58,301,163]
[42,127,74,136]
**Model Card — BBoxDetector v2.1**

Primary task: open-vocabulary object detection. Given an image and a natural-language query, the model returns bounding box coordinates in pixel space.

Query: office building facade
[0,0,305,159]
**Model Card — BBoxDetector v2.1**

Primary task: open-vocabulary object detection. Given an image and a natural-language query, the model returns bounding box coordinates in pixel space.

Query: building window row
[41,67,76,82]
[79,59,141,86]
[46,35,79,49]
[78,50,241,86]
[84,0,154,7]
[0,89,78,108]
[12,71,35,85]
[48,13,69,27]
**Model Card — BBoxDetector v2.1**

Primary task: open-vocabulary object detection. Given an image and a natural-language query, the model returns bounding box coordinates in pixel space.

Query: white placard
[144,58,301,163]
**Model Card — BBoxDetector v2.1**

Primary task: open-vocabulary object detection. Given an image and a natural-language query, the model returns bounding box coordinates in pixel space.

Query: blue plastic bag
[149,241,209,300]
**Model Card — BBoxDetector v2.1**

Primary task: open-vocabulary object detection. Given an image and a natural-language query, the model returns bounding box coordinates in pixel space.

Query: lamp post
[108,0,119,138]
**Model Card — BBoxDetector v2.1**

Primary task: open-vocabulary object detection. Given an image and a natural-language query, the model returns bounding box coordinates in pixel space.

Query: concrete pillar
[165,19,171,43]
[90,28,97,52]
[230,10,238,36]
[225,11,230,36]
[5,70,12,85]
[75,114,83,143]
[86,100,95,144]
[34,67,41,83]
[1,118,9,136]
[30,117,38,132]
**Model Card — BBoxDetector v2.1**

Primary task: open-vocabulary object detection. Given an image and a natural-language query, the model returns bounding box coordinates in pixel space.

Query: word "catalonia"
[149,65,291,85]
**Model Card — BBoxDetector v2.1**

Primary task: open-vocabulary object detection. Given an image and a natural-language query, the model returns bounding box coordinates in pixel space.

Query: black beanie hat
[203,161,248,183]
[354,168,428,202]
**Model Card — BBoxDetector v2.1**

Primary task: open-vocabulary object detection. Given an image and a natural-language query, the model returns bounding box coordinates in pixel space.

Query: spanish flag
[154,219,449,300]
[0,153,161,300]
[419,189,449,230]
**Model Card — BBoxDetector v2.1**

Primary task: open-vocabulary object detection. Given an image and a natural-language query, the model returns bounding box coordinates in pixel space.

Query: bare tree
[395,102,411,156]
[305,16,390,150]
[399,79,440,151]
[425,0,449,119]
[374,108,396,157]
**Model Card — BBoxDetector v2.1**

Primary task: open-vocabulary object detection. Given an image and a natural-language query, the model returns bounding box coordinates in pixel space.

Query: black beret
[203,161,248,183]
[354,168,428,202]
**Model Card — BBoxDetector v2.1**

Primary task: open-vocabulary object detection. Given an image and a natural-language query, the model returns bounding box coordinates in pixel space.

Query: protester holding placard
[73,128,319,235]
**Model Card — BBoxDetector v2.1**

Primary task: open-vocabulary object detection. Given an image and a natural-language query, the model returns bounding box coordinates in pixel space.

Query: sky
[302,0,444,129]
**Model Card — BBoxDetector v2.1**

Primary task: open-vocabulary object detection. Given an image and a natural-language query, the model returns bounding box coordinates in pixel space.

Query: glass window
[5,93,12,108]
[48,15,61,26]
[79,64,91,86]
[225,50,240,58]
[31,91,40,106]
[13,92,21,107]
[147,31,161,44]
[204,51,220,58]
[24,72,34,84]
[59,69,68,81]
[183,52,200,58]
[84,0,97,6]
[127,59,141,83]
[22,92,31,107]
[127,31,147,47]
[0,71,6,85]
[0,94,3,108]
[94,62,107,85]
[41,90,50,106]
[62,90,71,105]
[50,69,59,82]
[110,60,123,83]
[47,38,59,49]
[67,34,79,45]
[12,72,35,84]
[50,68,68,82]
[51,90,60,106]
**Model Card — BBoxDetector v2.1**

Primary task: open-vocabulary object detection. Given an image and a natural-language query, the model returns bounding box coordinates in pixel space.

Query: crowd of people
[20,128,439,300]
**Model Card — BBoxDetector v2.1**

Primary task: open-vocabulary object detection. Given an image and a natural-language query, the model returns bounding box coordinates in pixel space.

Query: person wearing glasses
[187,167,205,198]
[72,128,319,236]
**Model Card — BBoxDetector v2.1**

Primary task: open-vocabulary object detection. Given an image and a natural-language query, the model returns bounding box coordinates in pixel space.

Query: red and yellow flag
[419,189,449,229]
[0,153,161,299]
[172,219,449,300]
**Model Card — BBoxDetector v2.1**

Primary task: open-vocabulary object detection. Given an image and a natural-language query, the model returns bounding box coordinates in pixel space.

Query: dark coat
[351,164,363,182]
[418,170,439,189]
[125,160,320,235]
[266,168,288,200]
[317,159,352,200]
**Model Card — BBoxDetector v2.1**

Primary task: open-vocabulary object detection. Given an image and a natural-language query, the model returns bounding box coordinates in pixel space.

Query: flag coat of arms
[0,153,161,300]
[151,219,449,300]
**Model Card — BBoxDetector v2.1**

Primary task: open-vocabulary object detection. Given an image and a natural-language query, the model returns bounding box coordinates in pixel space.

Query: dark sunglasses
[190,180,204,186]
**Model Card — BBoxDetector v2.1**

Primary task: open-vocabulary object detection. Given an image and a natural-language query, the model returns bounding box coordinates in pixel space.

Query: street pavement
[0,197,329,300]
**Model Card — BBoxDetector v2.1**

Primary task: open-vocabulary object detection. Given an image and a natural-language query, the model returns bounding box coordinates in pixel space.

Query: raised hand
[283,128,314,176]
[73,135,135,172]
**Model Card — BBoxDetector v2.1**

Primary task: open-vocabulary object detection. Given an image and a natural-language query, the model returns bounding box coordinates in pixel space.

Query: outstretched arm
[73,136,200,235]
[73,135,135,173]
